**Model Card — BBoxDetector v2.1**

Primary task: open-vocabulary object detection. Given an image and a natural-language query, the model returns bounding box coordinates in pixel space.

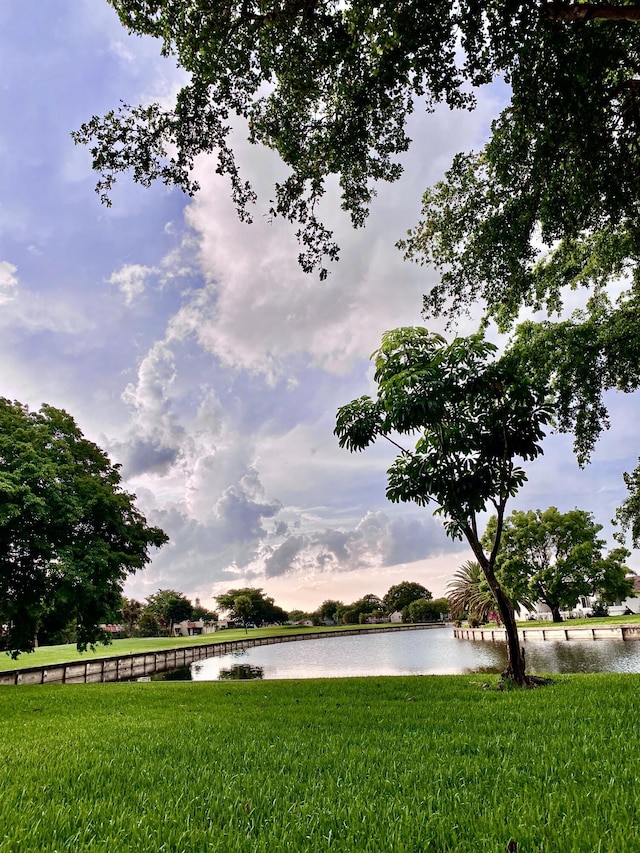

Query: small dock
[453,624,640,643]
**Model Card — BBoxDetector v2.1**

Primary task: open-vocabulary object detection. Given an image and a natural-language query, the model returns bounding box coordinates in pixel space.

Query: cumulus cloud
[112,340,186,476]
[109,263,155,305]
[164,100,500,384]
[0,261,18,303]
[262,510,454,579]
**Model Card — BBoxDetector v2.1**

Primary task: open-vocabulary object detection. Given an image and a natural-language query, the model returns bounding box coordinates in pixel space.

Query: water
[152,627,640,682]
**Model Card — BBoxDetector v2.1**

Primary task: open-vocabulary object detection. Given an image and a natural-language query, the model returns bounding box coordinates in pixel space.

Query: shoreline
[454,623,640,643]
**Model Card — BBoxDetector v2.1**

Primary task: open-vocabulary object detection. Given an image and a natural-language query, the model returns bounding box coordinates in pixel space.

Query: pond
[151,626,640,681]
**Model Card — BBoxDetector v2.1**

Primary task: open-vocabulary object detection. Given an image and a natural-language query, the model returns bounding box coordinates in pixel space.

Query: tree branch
[547,2,640,21]
[382,434,413,456]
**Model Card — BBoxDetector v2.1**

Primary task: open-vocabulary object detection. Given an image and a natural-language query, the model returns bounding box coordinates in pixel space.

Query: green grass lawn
[0,623,390,672]
[1,674,640,852]
[515,614,640,629]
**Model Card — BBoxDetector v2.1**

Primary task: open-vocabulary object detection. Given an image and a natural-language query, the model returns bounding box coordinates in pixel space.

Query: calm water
[153,627,640,681]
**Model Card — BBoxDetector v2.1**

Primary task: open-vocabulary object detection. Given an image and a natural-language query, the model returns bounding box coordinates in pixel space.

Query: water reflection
[187,629,509,681]
[152,628,640,682]
[218,663,264,680]
[524,637,640,674]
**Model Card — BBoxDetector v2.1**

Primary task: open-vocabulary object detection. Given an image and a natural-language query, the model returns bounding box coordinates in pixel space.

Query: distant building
[520,575,640,620]
[172,620,217,637]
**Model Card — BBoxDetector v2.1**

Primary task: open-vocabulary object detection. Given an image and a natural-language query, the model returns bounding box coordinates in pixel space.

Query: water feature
[151,626,640,681]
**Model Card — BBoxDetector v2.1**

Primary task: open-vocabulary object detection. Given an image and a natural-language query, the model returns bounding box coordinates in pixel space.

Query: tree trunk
[550,605,563,623]
[484,564,527,685]
[465,526,527,685]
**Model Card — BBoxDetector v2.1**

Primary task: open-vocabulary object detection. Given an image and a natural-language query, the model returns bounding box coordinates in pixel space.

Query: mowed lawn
[1,674,640,852]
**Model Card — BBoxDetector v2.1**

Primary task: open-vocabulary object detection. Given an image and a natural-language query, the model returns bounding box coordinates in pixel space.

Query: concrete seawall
[0,623,444,686]
[453,624,640,643]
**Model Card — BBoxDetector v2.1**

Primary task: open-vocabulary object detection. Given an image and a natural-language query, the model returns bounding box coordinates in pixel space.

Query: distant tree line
[289,581,450,627]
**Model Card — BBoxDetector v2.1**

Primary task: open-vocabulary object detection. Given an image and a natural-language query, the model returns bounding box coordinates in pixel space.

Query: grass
[515,614,640,629]
[0,623,390,672]
[2,674,640,852]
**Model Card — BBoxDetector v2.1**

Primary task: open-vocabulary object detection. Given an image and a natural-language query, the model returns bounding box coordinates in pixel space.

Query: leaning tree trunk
[482,561,527,685]
[465,525,527,685]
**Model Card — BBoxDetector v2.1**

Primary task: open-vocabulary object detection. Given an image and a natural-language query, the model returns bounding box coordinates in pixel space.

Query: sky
[1,2,638,613]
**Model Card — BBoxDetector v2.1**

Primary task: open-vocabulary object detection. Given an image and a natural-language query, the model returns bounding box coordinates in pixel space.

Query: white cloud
[109,263,155,304]
[168,101,497,384]
[0,261,18,303]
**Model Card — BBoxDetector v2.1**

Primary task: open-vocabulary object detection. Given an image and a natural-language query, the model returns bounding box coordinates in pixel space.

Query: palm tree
[446,561,496,623]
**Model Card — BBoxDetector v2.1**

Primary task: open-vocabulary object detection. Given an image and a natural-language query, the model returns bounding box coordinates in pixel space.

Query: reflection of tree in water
[151,666,192,681]
[218,664,264,680]
[524,640,640,674]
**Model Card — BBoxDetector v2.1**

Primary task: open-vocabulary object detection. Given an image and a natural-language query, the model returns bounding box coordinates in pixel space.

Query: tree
[335,327,551,684]
[120,597,143,637]
[75,2,640,281]
[484,507,633,623]
[402,597,449,624]
[382,581,432,615]
[614,461,640,549]
[0,399,168,657]
[144,589,194,634]
[215,587,288,626]
[233,595,254,634]
[191,598,218,622]
[315,599,345,624]
[446,561,497,625]
[136,610,160,638]
[75,4,640,529]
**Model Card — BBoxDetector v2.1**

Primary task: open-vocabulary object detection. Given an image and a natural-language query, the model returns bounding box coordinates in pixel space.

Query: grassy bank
[515,614,640,629]
[0,624,385,672]
[2,674,640,852]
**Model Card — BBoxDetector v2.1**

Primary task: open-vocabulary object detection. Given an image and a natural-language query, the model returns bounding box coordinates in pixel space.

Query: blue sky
[1,2,638,612]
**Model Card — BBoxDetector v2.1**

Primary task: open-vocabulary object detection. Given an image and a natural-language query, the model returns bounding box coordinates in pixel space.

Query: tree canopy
[74,2,640,529]
[215,587,288,626]
[335,327,552,683]
[0,399,168,657]
[483,507,633,622]
[402,597,449,624]
[144,589,194,632]
[382,581,432,615]
[76,2,640,278]
[67,0,639,279]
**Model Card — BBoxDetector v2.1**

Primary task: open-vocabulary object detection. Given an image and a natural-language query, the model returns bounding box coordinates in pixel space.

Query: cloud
[165,101,499,384]
[109,263,155,305]
[0,261,18,303]
[109,340,189,478]
[262,510,455,579]
[212,470,282,542]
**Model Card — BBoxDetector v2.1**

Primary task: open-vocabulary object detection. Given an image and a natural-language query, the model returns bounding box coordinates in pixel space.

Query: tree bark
[483,561,527,685]
[465,525,527,685]
[550,605,563,623]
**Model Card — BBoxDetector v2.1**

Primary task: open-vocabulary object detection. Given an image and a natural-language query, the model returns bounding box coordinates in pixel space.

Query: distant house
[607,575,640,616]
[389,611,403,623]
[520,575,640,621]
[172,620,217,637]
